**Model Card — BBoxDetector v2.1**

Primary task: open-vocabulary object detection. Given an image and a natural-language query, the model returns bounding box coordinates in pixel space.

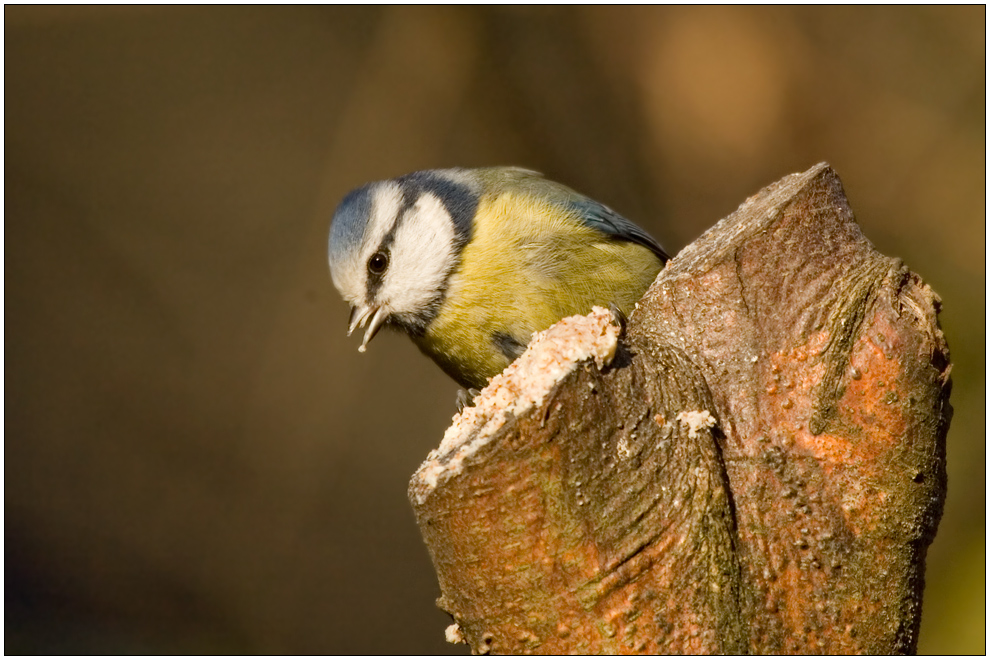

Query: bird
[327,167,668,391]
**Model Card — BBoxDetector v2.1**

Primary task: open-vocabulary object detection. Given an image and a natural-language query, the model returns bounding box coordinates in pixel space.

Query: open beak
[347,305,388,353]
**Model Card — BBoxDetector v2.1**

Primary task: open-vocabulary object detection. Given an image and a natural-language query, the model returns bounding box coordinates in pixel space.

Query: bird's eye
[368,251,389,275]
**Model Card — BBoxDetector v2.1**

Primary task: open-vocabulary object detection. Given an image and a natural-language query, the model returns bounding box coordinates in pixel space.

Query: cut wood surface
[409,163,951,654]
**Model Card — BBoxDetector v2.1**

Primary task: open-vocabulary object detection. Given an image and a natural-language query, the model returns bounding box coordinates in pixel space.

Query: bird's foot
[607,301,628,335]
[455,388,481,413]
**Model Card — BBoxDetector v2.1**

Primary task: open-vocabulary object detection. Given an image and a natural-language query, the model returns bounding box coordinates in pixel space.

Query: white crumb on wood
[676,410,717,439]
[412,306,621,501]
[616,436,632,459]
[445,623,465,645]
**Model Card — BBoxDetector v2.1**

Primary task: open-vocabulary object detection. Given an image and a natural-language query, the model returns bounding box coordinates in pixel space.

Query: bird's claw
[455,388,481,413]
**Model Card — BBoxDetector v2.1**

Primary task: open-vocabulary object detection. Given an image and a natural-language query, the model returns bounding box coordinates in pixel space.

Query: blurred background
[5,6,984,654]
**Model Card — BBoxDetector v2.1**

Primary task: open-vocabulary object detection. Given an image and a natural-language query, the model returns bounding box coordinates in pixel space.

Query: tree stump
[408,163,951,654]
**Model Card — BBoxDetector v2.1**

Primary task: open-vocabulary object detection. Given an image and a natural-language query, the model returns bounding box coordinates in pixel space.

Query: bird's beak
[347,304,388,353]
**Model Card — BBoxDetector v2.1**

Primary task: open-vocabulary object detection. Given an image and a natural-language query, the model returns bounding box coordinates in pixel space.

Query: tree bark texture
[408,163,951,654]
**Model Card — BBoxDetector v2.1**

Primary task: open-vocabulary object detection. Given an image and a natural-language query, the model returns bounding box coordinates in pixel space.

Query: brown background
[5,6,984,654]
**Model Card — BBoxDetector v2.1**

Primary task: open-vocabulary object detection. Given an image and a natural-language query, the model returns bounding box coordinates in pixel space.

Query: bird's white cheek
[384,193,459,313]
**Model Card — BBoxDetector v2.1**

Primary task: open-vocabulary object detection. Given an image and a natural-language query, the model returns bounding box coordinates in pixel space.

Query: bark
[408,163,951,654]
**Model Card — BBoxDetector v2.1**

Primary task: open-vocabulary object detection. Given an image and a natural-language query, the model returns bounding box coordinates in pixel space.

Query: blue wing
[568,197,669,261]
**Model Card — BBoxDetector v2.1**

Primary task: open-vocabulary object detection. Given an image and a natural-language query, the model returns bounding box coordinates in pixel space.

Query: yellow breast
[412,191,663,389]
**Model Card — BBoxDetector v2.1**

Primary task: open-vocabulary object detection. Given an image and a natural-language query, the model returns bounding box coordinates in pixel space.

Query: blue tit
[327,167,668,390]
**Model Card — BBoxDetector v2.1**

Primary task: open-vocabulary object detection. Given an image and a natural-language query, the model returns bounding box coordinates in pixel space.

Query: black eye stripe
[365,247,390,303]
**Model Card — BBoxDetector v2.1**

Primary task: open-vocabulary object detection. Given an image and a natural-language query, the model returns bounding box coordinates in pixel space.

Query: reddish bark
[409,163,950,654]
